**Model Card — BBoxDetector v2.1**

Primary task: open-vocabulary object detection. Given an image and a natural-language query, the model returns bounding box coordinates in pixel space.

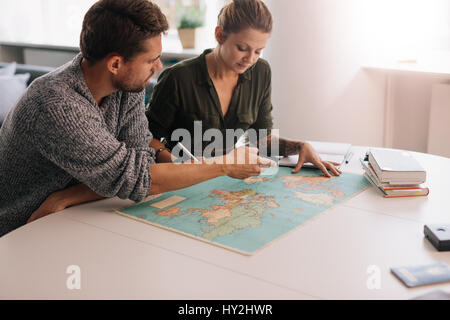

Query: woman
[147,0,340,177]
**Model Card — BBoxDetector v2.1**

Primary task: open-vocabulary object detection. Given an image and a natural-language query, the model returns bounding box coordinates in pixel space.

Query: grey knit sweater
[0,53,155,237]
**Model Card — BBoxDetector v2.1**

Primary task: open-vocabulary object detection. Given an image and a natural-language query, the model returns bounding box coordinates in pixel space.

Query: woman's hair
[80,0,169,63]
[217,0,273,38]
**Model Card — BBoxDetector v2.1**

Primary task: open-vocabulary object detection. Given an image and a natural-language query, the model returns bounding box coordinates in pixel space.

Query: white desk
[1,146,450,299]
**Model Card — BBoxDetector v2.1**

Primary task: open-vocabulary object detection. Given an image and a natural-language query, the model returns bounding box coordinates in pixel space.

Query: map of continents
[117,167,369,255]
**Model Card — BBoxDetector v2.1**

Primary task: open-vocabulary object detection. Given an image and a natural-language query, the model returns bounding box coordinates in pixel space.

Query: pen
[338,152,353,169]
[177,142,200,163]
[345,152,353,164]
[362,151,370,163]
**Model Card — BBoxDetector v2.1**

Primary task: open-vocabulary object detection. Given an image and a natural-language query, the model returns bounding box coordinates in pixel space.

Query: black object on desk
[424,224,450,251]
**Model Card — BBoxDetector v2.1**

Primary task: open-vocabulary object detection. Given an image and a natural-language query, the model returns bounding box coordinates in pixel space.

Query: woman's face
[218,27,270,74]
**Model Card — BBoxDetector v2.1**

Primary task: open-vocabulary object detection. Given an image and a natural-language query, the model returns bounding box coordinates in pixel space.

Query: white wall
[391,75,433,153]
[264,0,385,147]
[264,0,450,152]
[428,83,450,157]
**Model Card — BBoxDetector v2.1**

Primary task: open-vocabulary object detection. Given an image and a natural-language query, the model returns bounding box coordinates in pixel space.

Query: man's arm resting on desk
[27,183,106,223]
[149,146,274,194]
[27,163,226,224]
[27,147,272,223]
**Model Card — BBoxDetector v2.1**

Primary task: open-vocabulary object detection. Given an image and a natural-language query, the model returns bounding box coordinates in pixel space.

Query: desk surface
[1,146,450,299]
[362,51,450,77]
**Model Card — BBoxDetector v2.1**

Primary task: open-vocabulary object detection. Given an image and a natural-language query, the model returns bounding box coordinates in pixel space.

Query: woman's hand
[220,146,276,179]
[292,142,341,177]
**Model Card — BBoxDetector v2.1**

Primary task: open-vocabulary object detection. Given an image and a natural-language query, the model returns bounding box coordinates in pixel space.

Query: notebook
[391,261,450,288]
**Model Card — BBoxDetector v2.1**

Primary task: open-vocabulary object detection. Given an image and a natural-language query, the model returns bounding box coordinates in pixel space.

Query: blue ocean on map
[118,167,369,255]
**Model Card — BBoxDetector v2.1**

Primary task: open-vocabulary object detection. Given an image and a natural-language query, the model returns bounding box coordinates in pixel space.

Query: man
[0,0,271,237]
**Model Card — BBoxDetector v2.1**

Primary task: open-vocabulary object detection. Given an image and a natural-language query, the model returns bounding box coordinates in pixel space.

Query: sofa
[0,62,54,86]
[0,62,156,128]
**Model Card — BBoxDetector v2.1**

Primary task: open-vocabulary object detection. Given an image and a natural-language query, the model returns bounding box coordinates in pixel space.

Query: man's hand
[292,142,341,177]
[26,184,105,224]
[27,193,68,224]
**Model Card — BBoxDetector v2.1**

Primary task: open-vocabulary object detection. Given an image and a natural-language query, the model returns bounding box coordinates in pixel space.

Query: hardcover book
[368,149,426,184]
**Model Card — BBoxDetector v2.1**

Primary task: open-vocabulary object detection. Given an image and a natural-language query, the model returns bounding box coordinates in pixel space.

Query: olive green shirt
[146,49,273,154]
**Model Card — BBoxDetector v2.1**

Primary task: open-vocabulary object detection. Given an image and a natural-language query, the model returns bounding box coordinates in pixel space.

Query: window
[154,0,203,30]
[154,0,227,52]
[0,0,226,51]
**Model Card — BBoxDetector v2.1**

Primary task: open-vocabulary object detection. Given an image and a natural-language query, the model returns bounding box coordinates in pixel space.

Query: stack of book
[360,149,429,198]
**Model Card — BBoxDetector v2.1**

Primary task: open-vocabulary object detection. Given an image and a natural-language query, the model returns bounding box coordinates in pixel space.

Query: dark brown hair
[80,0,169,63]
[217,0,272,38]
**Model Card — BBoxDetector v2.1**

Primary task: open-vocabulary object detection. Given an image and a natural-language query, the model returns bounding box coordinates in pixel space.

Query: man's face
[113,35,163,92]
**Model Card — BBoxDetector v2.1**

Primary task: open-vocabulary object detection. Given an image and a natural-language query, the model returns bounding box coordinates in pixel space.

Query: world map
[117,167,369,255]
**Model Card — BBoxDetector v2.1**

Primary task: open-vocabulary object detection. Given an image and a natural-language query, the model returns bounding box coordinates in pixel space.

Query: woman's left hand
[292,142,342,177]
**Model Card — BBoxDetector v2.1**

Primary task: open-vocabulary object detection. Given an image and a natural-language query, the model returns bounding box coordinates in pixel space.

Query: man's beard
[113,78,146,93]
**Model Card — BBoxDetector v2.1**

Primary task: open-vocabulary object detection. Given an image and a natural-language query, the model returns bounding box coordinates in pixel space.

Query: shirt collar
[197,48,253,86]
[70,53,97,105]
[240,66,253,81]
[197,49,213,86]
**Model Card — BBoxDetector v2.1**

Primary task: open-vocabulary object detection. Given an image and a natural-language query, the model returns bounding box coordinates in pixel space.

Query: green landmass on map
[118,167,369,255]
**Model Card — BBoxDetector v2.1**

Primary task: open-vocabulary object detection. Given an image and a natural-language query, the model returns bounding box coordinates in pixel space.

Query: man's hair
[218,0,272,38]
[80,0,169,63]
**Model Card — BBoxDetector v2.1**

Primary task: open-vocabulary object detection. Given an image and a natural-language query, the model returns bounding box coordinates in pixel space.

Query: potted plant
[177,6,205,49]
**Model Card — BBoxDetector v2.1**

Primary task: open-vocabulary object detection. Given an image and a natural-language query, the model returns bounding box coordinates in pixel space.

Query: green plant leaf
[177,6,205,29]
